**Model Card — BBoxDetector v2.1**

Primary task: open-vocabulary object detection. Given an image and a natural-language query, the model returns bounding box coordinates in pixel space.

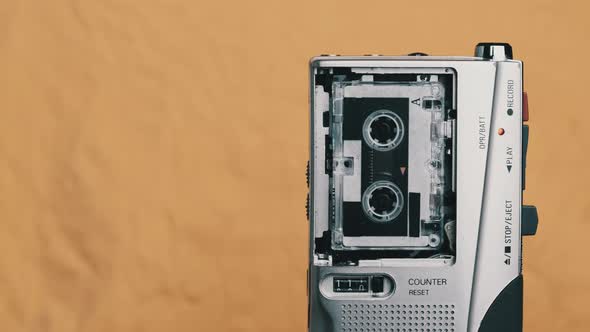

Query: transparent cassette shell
[330,80,451,251]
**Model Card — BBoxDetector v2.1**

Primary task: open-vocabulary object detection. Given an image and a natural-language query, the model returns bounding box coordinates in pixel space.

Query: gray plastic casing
[308,56,524,332]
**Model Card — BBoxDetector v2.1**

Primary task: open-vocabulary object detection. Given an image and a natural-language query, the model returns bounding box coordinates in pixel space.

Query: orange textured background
[0,1,588,331]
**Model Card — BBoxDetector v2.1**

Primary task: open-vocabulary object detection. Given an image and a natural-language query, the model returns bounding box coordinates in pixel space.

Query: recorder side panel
[469,61,524,331]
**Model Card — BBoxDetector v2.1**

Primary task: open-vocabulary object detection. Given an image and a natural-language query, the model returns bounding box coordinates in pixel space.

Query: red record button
[523,92,529,121]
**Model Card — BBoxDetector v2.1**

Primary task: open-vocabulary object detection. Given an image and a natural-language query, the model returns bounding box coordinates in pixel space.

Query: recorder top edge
[311,43,520,66]
[310,56,522,67]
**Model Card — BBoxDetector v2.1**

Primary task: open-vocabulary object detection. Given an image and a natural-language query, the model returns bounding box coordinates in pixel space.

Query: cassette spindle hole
[362,181,404,222]
[370,188,396,213]
[362,110,404,151]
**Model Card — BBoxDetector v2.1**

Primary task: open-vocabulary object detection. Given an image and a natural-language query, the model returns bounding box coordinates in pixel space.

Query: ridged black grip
[478,275,523,332]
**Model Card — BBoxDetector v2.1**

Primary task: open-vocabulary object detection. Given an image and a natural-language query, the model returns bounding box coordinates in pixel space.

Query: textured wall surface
[0,1,588,331]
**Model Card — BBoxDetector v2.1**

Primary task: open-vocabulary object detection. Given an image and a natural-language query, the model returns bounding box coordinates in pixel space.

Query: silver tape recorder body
[306,43,539,332]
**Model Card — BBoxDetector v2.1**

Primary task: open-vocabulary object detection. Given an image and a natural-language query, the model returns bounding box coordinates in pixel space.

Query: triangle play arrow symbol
[507,165,512,173]
[400,167,407,175]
